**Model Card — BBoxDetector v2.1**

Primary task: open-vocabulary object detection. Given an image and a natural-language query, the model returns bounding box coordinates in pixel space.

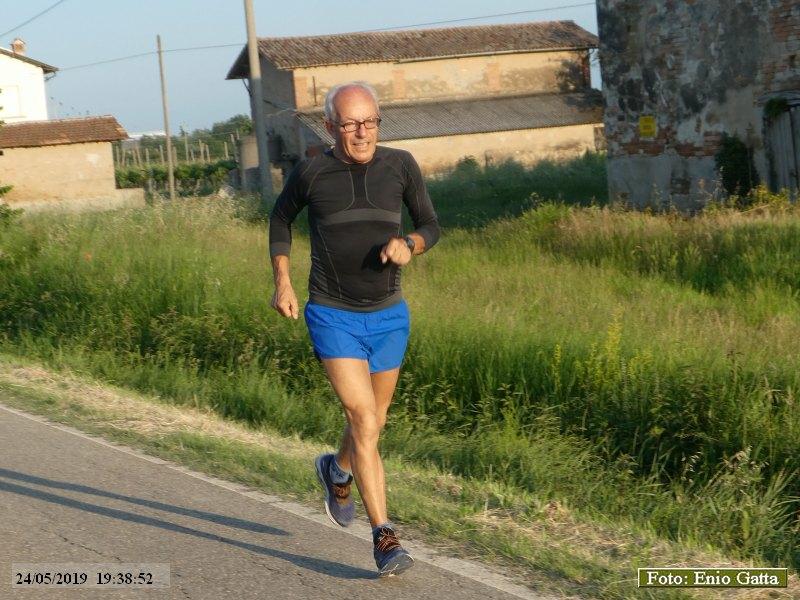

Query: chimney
[11,38,26,55]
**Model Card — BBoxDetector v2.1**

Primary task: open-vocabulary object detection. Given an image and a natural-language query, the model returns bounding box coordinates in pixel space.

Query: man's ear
[324,118,335,137]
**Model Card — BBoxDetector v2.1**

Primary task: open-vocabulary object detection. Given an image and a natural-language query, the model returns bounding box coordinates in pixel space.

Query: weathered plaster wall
[259,59,295,110]
[380,124,598,175]
[0,141,119,202]
[258,50,591,164]
[598,0,800,207]
[255,59,302,168]
[290,51,590,110]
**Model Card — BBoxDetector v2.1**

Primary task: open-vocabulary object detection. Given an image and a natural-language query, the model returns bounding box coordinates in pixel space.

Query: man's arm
[380,152,439,266]
[270,254,299,319]
[268,163,308,319]
[379,232,424,266]
[400,151,440,252]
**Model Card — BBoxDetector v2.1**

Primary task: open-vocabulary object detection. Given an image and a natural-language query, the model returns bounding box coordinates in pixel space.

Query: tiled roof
[296,91,603,143]
[227,21,598,77]
[0,48,58,73]
[0,116,128,149]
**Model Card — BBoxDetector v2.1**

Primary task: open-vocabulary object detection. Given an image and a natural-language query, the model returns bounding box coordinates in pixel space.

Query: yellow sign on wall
[639,115,657,138]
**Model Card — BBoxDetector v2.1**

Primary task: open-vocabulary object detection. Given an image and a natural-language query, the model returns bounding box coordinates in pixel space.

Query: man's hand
[271,282,299,319]
[380,237,412,266]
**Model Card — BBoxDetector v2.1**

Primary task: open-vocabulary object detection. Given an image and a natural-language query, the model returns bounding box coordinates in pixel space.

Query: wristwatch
[403,235,416,254]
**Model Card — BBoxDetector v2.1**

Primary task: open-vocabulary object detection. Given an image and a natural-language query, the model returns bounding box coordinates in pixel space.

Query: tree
[127,114,253,164]
[211,114,252,136]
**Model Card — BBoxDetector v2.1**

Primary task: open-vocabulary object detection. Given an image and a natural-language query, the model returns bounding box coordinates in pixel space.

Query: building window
[0,85,22,118]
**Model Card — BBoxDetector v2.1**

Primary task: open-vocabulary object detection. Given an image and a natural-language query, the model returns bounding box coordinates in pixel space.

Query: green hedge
[116,159,237,196]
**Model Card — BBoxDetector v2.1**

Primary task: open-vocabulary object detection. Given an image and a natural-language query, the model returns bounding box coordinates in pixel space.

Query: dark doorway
[766,97,800,194]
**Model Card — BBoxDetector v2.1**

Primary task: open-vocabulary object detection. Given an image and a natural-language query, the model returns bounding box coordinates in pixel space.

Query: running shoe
[373,525,414,577]
[314,453,355,527]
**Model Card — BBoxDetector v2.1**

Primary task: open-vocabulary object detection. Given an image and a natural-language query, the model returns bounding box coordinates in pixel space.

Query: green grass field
[1,154,798,572]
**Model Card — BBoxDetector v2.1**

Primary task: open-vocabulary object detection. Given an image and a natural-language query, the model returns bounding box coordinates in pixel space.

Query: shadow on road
[0,475,375,580]
[0,467,286,535]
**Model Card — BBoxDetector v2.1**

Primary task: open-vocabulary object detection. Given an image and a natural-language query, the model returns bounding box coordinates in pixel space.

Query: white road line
[0,401,557,600]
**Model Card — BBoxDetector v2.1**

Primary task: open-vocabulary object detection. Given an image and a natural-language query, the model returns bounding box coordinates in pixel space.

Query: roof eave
[0,48,58,73]
[269,44,597,71]
[394,45,597,65]
[0,115,129,149]
[225,46,249,80]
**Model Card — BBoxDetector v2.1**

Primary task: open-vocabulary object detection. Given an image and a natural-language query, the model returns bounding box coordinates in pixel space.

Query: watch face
[404,236,415,251]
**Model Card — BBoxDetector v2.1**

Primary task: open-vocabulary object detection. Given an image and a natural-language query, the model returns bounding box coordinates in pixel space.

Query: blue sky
[3,0,599,134]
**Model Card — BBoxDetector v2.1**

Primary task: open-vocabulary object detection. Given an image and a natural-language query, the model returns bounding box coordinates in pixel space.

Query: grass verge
[0,353,796,600]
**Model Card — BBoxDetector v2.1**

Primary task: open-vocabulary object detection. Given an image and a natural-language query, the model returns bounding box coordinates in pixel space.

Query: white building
[0,39,56,124]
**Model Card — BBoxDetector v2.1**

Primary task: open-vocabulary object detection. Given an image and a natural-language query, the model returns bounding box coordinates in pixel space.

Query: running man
[268,81,440,577]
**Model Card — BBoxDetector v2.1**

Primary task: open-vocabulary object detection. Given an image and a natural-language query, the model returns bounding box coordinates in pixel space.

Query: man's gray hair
[323,81,380,122]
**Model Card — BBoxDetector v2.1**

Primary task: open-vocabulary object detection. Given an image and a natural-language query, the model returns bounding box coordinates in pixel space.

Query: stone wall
[598,0,800,207]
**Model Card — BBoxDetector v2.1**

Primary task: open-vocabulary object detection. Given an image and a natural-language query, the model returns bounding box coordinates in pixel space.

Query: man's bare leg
[335,367,400,519]
[322,359,399,527]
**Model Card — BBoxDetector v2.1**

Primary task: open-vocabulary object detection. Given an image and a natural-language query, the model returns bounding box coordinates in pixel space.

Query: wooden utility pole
[157,34,176,201]
[243,0,272,199]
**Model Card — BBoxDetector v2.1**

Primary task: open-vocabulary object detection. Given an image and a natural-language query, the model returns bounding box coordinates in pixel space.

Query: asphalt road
[0,402,549,600]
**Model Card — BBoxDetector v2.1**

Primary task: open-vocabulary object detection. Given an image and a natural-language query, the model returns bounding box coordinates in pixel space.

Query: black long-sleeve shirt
[269,146,440,312]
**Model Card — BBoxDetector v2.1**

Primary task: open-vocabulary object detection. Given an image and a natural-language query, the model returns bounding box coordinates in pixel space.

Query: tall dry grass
[1,161,799,567]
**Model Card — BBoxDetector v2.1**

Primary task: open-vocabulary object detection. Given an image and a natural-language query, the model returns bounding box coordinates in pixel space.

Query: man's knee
[347,410,381,444]
[376,413,387,432]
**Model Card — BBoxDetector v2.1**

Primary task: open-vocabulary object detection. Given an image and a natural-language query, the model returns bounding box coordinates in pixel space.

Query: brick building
[227,21,604,180]
[597,0,800,207]
[0,116,144,211]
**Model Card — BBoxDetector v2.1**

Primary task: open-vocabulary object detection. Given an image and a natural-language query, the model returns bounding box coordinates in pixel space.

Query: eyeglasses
[334,117,382,133]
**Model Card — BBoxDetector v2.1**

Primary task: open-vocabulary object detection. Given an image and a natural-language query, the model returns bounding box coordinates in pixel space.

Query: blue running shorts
[303,300,410,373]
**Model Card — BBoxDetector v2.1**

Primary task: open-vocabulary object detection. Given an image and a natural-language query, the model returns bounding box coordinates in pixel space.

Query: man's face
[325,87,379,164]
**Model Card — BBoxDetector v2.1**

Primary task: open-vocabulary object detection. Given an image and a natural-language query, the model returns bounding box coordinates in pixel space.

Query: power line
[59,2,596,73]
[61,51,154,71]
[0,0,70,38]
[60,43,242,72]
[358,2,597,32]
